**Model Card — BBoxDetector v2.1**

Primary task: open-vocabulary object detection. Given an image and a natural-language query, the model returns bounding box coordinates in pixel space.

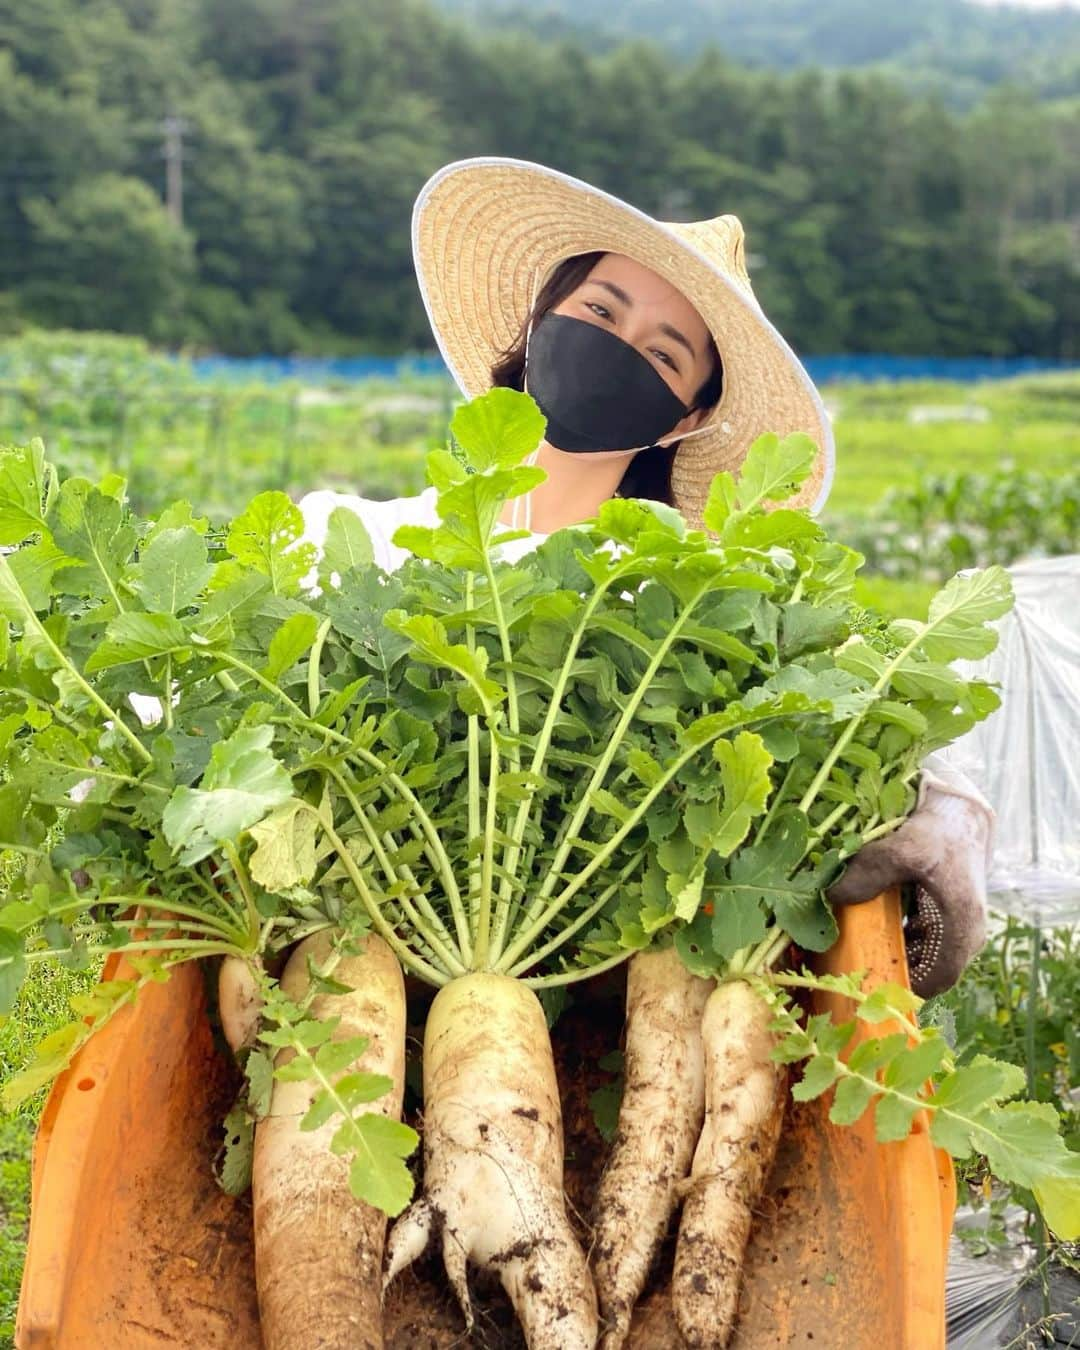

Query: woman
[298,155,992,996]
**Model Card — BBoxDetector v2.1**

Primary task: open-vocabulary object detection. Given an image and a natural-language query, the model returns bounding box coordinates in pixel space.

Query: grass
[0,964,100,1120]
[0,1115,32,1346]
[852,575,936,621]
[0,958,103,1347]
[0,833,99,1346]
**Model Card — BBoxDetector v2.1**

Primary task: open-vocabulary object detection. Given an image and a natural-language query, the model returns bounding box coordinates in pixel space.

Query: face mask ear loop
[653,417,715,452]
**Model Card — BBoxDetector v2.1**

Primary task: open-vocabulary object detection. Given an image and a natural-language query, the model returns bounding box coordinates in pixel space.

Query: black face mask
[523,312,692,454]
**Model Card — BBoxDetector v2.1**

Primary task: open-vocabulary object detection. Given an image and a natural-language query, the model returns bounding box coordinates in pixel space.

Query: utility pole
[658,187,692,221]
[161,114,188,228]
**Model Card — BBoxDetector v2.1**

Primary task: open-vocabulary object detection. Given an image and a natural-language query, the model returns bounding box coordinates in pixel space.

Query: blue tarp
[184,352,1080,386]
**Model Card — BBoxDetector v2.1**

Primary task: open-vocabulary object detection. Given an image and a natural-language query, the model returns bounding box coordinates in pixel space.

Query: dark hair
[489,251,724,505]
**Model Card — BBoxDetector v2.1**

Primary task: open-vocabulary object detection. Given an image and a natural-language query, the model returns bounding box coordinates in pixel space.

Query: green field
[13,378,1080,517]
[831,386,1076,506]
[3,336,1077,530]
[824,373,1080,616]
[8,359,1076,625]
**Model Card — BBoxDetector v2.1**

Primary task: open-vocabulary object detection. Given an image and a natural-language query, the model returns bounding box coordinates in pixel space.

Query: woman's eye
[584,302,677,371]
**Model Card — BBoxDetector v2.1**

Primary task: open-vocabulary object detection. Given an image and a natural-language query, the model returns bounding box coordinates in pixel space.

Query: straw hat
[411,156,835,529]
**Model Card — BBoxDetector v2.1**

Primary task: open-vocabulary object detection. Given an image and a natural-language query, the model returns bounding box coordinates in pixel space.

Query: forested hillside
[439,0,1080,103]
[2,0,1077,356]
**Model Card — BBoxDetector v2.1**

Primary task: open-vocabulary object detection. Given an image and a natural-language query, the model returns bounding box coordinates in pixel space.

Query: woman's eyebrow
[588,278,699,362]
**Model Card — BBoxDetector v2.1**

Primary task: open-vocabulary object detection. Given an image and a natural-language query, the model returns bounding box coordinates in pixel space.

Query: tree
[300,115,451,348]
[20,175,193,338]
[0,0,1075,356]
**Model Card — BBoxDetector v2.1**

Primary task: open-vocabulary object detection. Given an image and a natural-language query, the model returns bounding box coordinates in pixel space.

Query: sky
[968,0,1080,8]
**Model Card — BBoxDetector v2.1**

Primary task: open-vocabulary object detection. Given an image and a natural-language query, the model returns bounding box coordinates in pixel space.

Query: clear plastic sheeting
[932,555,1080,926]
[947,1207,1080,1347]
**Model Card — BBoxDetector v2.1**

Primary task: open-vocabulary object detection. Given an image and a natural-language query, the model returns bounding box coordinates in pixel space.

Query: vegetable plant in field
[931,916,1080,1251]
[0,387,1076,1349]
[836,463,1080,582]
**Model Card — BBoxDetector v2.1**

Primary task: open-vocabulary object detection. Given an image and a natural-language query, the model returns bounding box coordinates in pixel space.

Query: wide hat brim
[411,156,835,527]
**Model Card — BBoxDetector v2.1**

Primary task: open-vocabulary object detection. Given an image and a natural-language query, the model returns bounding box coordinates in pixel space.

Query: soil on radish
[383,975,835,1350]
[383,971,626,1348]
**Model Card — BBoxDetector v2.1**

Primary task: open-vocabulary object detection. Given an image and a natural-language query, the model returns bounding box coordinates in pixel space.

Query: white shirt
[295,485,550,581]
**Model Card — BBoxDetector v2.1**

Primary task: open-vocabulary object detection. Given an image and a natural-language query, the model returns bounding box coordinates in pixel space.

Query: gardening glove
[825,753,995,997]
